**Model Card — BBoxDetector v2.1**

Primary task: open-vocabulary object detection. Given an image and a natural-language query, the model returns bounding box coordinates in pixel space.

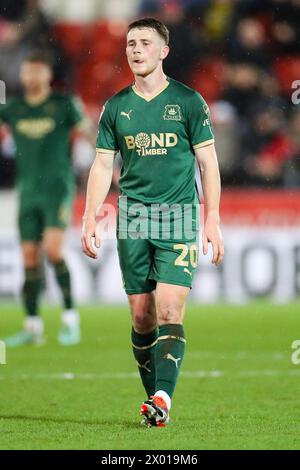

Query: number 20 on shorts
[173,244,199,268]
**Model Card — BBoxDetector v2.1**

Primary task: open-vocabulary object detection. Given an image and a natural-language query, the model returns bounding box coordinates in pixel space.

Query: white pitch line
[188,351,286,360]
[1,369,300,381]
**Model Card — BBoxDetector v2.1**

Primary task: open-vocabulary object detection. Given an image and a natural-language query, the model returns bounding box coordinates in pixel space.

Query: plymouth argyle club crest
[163,104,182,121]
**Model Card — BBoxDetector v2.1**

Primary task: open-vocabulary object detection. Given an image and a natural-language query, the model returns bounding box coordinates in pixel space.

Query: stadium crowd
[0,0,300,189]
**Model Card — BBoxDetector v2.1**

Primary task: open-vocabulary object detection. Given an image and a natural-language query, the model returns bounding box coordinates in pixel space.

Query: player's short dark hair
[127,17,169,45]
[23,51,53,69]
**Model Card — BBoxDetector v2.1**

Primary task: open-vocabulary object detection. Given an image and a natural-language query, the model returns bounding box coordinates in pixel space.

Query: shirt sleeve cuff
[96,148,117,154]
[193,138,215,149]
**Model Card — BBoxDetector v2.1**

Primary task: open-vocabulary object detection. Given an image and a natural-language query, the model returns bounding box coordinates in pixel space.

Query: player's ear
[160,44,169,60]
[45,65,53,82]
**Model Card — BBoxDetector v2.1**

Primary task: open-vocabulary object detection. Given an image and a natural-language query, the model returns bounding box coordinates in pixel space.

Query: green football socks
[22,266,43,316]
[52,259,73,310]
[132,327,158,398]
[155,324,186,398]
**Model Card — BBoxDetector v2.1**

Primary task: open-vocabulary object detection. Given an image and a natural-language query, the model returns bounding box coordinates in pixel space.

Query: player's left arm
[66,95,97,147]
[73,118,97,147]
[195,143,224,266]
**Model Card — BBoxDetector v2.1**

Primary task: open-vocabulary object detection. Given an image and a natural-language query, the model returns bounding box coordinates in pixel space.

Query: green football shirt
[96,77,214,206]
[0,92,83,199]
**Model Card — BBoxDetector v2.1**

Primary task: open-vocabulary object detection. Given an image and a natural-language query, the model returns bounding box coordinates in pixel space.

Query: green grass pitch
[0,302,300,450]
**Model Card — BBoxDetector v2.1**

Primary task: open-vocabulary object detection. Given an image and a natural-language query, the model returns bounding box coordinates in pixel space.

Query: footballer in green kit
[0,52,94,347]
[98,76,213,293]
[82,18,224,426]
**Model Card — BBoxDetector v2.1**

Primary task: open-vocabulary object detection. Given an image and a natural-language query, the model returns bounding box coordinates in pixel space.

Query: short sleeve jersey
[96,77,214,206]
[0,93,83,198]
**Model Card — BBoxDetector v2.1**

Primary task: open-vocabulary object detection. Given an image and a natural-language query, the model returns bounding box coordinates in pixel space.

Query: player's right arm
[81,150,115,259]
[0,102,12,151]
[82,100,118,258]
[0,101,10,128]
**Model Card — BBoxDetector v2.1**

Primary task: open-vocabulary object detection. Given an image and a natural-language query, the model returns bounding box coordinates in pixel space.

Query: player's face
[126,28,169,77]
[20,62,52,92]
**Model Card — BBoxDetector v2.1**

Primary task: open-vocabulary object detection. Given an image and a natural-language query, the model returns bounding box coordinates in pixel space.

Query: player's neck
[133,69,168,98]
[24,87,51,105]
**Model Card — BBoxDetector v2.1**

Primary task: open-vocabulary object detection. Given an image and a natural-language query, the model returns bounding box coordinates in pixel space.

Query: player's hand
[202,214,224,265]
[81,216,100,259]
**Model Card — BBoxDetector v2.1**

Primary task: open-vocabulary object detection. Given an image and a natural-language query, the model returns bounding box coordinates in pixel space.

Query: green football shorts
[18,191,73,242]
[117,196,200,294]
[117,236,200,294]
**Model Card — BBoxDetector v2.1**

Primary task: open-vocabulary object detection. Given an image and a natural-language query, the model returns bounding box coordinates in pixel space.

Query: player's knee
[156,302,182,325]
[22,246,40,267]
[24,254,39,267]
[46,249,63,264]
[133,311,156,333]
[128,293,156,332]
[133,314,147,332]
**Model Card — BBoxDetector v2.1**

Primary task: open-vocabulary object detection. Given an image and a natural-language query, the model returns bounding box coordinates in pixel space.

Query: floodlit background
[1,0,300,305]
[1,0,300,451]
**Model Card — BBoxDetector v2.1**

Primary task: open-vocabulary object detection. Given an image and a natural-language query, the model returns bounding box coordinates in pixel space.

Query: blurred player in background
[0,52,95,347]
[82,18,224,426]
